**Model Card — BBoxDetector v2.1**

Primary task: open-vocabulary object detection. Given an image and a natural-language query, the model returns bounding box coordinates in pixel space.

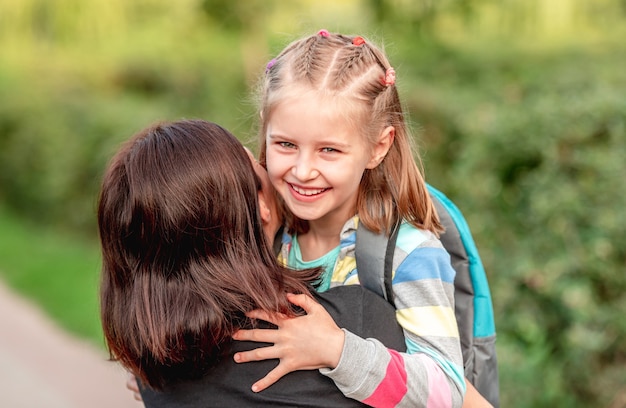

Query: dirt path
[0,280,139,408]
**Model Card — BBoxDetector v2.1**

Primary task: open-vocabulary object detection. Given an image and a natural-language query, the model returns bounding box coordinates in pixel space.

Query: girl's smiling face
[265,92,379,231]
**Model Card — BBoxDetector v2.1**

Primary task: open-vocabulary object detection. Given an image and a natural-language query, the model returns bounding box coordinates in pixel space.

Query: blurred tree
[199,0,275,83]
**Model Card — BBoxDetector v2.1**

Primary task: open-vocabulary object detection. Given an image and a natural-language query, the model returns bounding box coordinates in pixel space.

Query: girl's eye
[278,141,296,149]
[321,147,338,153]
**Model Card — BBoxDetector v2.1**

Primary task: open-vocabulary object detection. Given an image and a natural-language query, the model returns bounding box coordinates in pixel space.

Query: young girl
[233,31,467,407]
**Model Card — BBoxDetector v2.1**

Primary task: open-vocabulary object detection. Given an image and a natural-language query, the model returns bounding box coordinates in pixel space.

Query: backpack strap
[355,218,400,304]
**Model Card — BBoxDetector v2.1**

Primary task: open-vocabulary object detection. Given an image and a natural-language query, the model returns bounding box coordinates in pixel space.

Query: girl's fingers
[246,309,273,322]
[232,328,284,365]
[125,373,143,401]
[246,295,321,326]
[250,364,291,392]
[233,344,279,363]
[286,293,309,307]
[232,328,280,343]
[246,309,290,325]
[286,292,319,313]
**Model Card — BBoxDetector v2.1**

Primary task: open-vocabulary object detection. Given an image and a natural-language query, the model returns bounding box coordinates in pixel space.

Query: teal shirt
[287,235,340,292]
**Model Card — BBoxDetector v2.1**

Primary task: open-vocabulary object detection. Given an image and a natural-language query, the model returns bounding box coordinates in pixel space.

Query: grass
[0,204,104,348]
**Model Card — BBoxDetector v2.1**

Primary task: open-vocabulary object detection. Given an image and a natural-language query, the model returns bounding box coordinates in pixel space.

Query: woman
[98,119,406,407]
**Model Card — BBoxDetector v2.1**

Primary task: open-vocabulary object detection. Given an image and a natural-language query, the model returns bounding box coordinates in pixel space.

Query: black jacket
[140,285,406,407]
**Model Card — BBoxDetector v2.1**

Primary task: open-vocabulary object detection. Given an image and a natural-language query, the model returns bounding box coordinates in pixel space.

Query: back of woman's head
[98,119,316,389]
[259,31,441,234]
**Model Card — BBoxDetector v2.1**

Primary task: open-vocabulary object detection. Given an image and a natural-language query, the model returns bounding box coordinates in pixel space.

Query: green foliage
[0,1,625,406]
[400,43,626,407]
[0,21,252,233]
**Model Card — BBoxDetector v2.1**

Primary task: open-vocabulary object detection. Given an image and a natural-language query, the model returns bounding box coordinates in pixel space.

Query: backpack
[355,184,500,407]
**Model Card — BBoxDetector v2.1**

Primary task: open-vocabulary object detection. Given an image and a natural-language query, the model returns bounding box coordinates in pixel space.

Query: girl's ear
[366,126,395,169]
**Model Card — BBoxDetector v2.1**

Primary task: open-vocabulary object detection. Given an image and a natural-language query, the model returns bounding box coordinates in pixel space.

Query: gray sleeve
[319,330,392,401]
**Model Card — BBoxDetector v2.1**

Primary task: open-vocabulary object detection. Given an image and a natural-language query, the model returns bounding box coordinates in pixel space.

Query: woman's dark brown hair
[98,119,319,389]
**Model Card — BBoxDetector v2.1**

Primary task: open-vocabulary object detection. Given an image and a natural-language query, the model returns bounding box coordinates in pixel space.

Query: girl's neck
[298,220,343,261]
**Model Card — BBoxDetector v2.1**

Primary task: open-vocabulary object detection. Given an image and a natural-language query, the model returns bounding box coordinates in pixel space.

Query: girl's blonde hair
[258,31,442,235]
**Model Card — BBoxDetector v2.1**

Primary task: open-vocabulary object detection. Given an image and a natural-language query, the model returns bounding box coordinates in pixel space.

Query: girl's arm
[464,379,494,408]
[234,292,464,407]
[234,225,466,407]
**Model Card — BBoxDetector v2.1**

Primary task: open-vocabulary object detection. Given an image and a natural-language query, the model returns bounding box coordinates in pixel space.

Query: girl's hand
[232,293,345,392]
[125,372,143,402]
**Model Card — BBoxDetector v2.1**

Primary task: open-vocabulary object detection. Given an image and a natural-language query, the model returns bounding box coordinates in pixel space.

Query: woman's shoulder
[315,286,407,352]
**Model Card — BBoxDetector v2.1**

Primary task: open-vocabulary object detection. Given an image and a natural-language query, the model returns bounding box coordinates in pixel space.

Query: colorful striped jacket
[278,216,466,407]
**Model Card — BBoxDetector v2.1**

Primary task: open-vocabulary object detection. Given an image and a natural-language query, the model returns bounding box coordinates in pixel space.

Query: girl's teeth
[292,185,326,196]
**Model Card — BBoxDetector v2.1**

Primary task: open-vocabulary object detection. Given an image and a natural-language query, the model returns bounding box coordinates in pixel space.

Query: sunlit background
[0,1,624,406]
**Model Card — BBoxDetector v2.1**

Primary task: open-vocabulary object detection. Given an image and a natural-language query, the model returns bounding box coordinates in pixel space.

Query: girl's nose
[291,154,319,181]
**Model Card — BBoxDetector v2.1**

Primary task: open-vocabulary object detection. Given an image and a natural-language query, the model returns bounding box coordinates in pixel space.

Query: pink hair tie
[318,29,330,37]
[352,36,365,46]
[383,67,396,87]
[265,58,276,75]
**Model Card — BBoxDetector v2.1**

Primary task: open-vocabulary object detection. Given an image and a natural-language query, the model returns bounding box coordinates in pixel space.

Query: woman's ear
[258,190,272,226]
[366,126,395,169]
